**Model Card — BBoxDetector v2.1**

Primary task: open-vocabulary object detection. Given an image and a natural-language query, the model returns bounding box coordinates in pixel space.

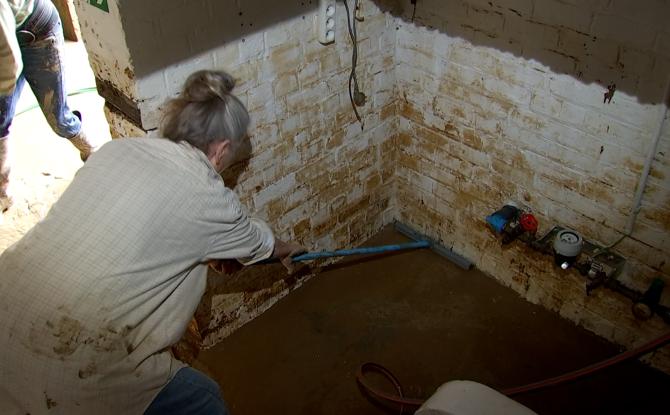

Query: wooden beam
[51,0,80,42]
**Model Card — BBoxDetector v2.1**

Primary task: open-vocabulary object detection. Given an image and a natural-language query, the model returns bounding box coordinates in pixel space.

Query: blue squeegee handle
[289,240,430,262]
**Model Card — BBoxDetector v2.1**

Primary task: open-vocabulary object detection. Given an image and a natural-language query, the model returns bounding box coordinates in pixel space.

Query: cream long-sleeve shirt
[0,0,33,94]
[0,137,275,414]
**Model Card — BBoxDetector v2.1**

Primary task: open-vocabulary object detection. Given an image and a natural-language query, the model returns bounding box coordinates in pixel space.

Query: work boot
[0,136,12,212]
[69,110,99,162]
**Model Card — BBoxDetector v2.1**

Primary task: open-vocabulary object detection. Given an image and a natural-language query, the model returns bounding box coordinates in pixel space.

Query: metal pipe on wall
[625,76,670,237]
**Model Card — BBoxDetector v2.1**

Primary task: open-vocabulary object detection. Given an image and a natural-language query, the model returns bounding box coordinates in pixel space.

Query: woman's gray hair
[160,70,250,154]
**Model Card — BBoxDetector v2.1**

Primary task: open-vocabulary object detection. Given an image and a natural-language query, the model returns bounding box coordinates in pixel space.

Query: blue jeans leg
[22,22,81,139]
[0,16,81,139]
[144,367,230,415]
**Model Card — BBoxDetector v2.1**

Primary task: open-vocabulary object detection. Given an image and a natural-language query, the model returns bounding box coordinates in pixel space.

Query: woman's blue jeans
[0,10,81,139]
[144,367,230,415]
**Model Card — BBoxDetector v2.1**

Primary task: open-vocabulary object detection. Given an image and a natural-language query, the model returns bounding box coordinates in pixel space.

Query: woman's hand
[273,239,306,274]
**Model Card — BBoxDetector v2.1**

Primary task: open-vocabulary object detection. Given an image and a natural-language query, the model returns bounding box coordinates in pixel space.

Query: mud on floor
[196,226,670,415]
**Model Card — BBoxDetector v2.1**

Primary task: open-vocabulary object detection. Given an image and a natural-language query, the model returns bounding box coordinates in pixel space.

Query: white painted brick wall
[78,0,399,345]
[393,0,670,371]
[78,0,670,371]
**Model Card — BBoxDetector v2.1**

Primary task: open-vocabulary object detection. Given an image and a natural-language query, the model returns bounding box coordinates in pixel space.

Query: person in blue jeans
[0,0,98,212]
[144,367,230,415]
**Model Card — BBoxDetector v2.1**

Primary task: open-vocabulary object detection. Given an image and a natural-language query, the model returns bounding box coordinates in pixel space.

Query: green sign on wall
[88,0,109,13]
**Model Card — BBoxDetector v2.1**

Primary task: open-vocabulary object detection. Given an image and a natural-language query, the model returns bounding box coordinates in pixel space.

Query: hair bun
[218,72,235,94]
[182,70,236,102]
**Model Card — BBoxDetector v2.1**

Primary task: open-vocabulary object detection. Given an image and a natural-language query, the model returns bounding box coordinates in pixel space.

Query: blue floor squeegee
[289,240,431,262]
[262,222,473,270]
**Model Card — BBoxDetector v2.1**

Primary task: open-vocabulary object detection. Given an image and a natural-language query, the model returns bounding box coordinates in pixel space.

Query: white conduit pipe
[624,76,670,237]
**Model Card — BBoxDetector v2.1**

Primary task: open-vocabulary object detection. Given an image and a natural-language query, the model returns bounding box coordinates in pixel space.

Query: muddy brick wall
[76,0,670,369]
[76,1,398,347]
[386,0,670,369]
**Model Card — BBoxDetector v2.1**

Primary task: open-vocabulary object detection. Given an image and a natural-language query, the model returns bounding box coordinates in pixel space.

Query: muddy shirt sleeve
[206,186,275,265]
[0,1,20,95]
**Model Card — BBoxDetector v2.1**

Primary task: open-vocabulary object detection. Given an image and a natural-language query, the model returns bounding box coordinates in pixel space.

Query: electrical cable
[342,0,364,129]
[357,330,670,410]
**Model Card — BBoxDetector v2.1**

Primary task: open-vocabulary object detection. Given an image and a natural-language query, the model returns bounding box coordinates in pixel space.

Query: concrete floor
[197,226,670,414]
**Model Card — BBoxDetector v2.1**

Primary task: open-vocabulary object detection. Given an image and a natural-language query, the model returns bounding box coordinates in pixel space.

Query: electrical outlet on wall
[317,0,337,45]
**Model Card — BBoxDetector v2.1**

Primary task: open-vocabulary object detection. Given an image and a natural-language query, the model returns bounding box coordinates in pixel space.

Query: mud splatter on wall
[75,0,670,370]
[389,0,670,371]
[74,0,398,350]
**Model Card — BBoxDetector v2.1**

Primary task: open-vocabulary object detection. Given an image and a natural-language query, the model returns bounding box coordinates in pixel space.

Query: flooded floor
[197,226,669,414]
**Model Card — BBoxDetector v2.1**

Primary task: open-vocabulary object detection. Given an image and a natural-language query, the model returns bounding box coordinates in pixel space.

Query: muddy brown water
[197,227,669,414]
